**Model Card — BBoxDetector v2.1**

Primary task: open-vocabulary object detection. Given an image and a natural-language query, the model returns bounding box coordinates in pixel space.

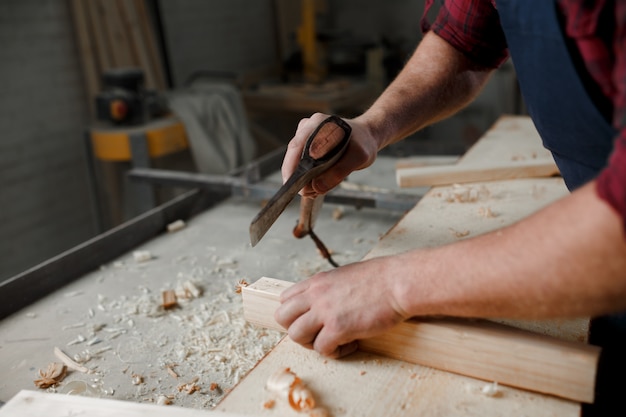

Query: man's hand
[281,113,380,197]
[274,256,409,358]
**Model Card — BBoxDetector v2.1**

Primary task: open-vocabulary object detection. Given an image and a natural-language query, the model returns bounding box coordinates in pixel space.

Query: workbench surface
[0,156,409,409]
[0,116,593,417]
[217,116,591,417]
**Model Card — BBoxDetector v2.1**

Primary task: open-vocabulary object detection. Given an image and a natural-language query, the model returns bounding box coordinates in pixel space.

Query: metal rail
[127,166,421,212]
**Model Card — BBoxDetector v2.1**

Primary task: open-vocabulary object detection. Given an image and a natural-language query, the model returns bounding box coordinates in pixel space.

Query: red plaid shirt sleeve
[421,0,509,69]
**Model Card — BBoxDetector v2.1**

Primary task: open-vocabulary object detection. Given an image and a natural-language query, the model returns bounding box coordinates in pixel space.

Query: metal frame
[0,189,217,320]
[128,146,421,212]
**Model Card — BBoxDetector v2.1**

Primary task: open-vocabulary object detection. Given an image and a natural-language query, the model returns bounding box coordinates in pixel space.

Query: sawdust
[440,184,491,203]
[41,261,282,408]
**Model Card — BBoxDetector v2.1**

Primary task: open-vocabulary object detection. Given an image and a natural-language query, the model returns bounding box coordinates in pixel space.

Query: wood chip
[34,362,67,388]
[481,381,502,397]
[162,290,178,310]
[262,399,276,409]
[166,366,179,379]
[133,250,152,262]
[178,381,200,394]
[167,219,186,232]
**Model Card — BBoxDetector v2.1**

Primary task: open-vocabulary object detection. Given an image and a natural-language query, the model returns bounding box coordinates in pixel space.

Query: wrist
[379,252,420,320]
[352,113,392,152]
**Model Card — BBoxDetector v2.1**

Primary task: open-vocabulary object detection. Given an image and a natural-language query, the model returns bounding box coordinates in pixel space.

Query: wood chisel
[249,116,352,263]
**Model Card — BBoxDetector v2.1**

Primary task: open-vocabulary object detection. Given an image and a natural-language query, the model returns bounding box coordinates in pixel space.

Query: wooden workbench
[217,116,590,416]
[0,116,592,416]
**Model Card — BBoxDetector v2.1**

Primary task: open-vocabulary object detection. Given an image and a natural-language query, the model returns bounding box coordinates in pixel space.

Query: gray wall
[158,0,279,87]
[0,1,96,281]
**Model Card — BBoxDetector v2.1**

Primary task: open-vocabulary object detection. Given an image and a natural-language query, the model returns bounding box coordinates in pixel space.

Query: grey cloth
[167,81,256,174]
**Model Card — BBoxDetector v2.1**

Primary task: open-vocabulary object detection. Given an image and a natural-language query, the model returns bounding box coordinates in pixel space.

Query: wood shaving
[34,362,67,388]
[178,381,201,394]
[332,207,344,220]
[131,374,144,385]
[175,280,202,300]
[156,394,173,405]
[54,346,91,373]
[266,368,317,412]
[209,382,220,391]
[166,366,179,379]
[234,279,249,294]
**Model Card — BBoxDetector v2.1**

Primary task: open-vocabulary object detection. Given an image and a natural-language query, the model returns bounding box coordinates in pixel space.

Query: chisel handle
[293,195,324,238]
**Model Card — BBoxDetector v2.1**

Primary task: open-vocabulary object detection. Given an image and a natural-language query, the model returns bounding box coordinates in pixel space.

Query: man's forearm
[392,182,626,320]
[357,31,494,150]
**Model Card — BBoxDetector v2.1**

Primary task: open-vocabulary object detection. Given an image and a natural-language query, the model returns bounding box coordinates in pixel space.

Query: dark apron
[496,1,622,415]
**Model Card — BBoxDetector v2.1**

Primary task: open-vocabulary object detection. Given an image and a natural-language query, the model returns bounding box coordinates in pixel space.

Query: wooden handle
[293,196,324,238]
[303,116,351,163]
[308,122,348,159]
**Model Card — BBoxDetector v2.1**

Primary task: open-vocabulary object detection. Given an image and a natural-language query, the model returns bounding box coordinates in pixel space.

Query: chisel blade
[249,116,351,246]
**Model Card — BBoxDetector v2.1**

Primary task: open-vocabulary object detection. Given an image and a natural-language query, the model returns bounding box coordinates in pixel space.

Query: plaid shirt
[422,0,626,229]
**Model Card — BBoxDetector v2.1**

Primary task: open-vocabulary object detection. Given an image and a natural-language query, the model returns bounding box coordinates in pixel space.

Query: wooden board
[396,158,559,187]
[242,277,599,403]
[397,116,559,187]
[0,390,248,417]
[217,337,582,417]
[218,116,591,416]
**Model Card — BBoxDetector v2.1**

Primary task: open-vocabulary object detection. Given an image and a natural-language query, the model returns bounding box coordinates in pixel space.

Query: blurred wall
[0,1,95,281]
[0,0,519,282]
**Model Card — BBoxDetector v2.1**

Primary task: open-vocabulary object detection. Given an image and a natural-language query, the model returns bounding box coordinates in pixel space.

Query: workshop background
[0,0,519,283]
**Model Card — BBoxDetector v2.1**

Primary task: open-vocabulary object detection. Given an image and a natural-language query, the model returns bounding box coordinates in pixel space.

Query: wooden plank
[134,0,167,90]
[242,277,599,404]
[87,0,114,71]
[396,116,560,187]
[69,0,100,115]
[396,158,559,187]
[455,115,555,166]
[0,390,250,417]
[394,155,459,169]
[99,0,135,67]
[118,0,157,89]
